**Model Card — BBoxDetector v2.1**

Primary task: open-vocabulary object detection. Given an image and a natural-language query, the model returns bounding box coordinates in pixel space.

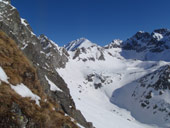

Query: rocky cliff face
[0,0,93,127]
[38,34,69,68]
[0,30,78,128]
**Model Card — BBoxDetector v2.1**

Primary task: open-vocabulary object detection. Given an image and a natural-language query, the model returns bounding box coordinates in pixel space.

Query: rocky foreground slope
[0,30,78,128]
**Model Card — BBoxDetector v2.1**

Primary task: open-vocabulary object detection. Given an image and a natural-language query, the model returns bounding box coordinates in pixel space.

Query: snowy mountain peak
[104,39,123,49]
[112,39,123,44]
[132,31,151,41]
[65,37,96,51]
[122,31,151,52]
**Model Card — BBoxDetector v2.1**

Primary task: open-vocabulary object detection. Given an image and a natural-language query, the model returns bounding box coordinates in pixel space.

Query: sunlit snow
[10,83,41,106]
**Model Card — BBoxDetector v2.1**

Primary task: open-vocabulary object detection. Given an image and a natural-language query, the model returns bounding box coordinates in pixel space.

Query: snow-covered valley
[57,45,167,128]
[57,31,170,128]
[58,58,160,128]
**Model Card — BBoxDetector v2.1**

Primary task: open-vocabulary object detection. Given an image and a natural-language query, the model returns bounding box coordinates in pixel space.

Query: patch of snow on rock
[0,66,9,83]
[153,32,163,41]
[45,75,63,92]
[10,83,41,106]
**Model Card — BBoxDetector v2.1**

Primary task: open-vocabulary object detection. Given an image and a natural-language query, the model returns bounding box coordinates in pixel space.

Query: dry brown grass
[0,31,78,128]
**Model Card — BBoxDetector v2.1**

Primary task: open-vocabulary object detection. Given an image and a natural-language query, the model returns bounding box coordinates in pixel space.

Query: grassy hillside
[0,30,78,128]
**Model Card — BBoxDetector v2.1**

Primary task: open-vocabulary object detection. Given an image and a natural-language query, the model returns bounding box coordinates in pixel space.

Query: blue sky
[12,0,170,46]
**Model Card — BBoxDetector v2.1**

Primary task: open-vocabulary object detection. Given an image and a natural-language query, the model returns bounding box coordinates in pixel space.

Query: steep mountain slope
[0,30,78,128]
[0,0,92,127]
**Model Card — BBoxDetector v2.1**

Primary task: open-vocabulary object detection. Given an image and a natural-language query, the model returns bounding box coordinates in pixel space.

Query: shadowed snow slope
[111,65,170,128]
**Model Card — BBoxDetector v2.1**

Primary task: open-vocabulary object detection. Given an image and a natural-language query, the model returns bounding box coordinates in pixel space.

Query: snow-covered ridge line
[63,28,170,51]
[64,37,97,51]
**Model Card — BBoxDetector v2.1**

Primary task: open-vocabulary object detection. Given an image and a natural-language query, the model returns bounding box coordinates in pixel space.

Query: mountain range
[0,0,170,128]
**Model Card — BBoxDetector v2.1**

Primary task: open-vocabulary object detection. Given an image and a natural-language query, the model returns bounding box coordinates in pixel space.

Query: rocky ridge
[65,28,170,62]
